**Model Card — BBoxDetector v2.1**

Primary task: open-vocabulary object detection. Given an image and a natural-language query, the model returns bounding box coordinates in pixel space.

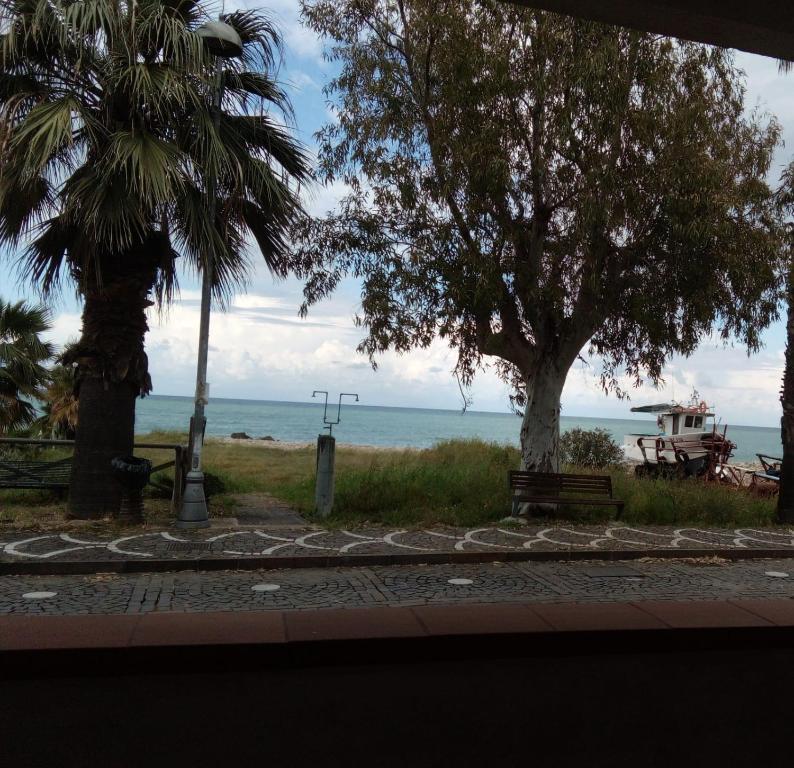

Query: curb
[2,546,794,575]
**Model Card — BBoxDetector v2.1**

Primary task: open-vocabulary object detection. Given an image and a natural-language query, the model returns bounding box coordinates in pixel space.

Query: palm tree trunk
[69,374,137,517]
[779,256,794,523]
[67,276,153,519]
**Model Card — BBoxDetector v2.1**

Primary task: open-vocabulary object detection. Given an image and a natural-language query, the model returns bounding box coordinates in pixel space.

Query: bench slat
[510,471,611,481]
[509,470,622,519]
[513,495,624,507]
[0,458,72,489]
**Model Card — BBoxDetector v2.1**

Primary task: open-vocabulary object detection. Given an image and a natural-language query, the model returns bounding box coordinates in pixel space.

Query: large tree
[1,0,311,516]
[0,299,53,433]
[295,0,784,472]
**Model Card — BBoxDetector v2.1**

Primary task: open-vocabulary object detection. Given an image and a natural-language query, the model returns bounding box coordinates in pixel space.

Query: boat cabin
[630,403,714,437]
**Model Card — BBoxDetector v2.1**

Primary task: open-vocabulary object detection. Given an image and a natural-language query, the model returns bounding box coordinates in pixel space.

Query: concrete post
[315,434,336,517]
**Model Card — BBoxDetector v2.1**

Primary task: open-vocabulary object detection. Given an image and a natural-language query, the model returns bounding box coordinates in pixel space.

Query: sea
[135,395,782,463]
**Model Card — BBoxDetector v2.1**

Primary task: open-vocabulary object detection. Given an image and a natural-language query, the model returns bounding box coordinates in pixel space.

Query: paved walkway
[3,557,794,615]
[2,524,794,565]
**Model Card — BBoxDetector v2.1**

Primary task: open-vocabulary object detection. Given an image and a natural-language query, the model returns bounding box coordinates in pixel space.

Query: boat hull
[623,432,714,465]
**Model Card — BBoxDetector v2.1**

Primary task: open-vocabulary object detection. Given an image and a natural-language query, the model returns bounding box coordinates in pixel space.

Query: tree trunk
[67,267,155,519]
[69,375,137,518]
[519,360,566,473]
[779,257,794,523]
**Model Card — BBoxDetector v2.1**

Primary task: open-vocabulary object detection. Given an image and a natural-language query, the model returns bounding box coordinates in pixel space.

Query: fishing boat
[623,395,736,477]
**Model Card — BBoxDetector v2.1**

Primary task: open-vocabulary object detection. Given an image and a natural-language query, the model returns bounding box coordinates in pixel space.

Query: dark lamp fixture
[197,20,243,59]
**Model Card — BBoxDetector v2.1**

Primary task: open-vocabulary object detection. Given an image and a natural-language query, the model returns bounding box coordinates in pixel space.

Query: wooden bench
[509,470,624,518]
[0,458,72,490]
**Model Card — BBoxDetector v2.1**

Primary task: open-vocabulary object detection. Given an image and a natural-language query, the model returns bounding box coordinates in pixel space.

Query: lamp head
[197,20,243,59]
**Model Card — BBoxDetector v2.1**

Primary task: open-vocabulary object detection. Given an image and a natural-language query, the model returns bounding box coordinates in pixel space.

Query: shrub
[560,428,623,469]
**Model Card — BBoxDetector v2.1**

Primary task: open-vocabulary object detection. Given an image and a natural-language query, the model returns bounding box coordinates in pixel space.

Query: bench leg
[511,497,519,517]
[616,503,624,521]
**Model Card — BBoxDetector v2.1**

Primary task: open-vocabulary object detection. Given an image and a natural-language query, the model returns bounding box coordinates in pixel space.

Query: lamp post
[177,19,243,529]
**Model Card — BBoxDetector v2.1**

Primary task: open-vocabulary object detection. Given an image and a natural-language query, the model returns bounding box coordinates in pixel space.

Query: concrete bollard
[315,434,336,517]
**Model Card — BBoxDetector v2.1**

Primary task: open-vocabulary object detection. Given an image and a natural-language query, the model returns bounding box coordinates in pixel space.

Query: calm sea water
[135,395,781,463]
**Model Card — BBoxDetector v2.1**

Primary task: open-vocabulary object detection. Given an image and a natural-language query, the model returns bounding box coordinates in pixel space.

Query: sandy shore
[208,436,765,470]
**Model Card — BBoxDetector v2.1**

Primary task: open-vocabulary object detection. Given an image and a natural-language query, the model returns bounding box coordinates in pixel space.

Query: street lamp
[177,19,243,529]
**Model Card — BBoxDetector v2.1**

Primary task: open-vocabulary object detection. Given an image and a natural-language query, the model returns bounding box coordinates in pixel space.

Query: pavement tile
[3,524,794,567]
[131,611,286,646]
[727,599,794,626]
[0,614,140,650]
[634,600,774,628]
[284,606,425,642]
[531,602,667,632]
[413,603,553,635]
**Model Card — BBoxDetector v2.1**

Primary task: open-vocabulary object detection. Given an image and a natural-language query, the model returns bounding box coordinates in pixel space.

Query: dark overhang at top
[510,1,794,60]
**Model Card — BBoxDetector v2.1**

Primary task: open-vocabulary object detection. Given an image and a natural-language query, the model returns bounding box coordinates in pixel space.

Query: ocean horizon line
[141,392,778,432]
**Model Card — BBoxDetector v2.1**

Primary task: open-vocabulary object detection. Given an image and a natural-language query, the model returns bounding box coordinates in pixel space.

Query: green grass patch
[0,435,779,529]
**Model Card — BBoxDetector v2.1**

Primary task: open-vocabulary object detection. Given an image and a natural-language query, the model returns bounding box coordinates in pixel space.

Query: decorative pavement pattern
[3,525,794,561]
[3,558,794,614]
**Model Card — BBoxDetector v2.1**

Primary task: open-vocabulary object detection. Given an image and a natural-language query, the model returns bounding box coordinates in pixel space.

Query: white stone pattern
[2,527,794,559]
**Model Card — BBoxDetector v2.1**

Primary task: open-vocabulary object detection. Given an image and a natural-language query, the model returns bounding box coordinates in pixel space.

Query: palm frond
[224,9,282,71]
[1,0,311,307]
[20,214,76,294]
[0,169,53,246]
[11,95,77,174]
[105,129,187,206]
[0,297,53,431]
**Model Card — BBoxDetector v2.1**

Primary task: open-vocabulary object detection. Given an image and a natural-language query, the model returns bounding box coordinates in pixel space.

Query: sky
[2,1,794,428]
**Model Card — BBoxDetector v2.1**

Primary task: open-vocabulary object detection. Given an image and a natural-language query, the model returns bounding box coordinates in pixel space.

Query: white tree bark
[514,361,567,516]
[519,361,566,473]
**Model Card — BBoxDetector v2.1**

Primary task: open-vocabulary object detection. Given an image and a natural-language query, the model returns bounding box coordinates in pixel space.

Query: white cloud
[289,70,321,92]
[47,311,81,348]
[231,295,292,310]
[304,179,350,217]
[39,282,786,428]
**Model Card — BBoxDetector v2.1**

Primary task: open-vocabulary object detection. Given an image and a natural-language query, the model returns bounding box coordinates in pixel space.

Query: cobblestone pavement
[3,524,794,562]
[3,558,794,614]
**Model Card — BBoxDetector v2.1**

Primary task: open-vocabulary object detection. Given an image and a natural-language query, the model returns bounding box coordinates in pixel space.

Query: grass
[0,435,779,530]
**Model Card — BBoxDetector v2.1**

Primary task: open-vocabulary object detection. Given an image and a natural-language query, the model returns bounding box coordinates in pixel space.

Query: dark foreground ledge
[4,601,794,766]
[3,598,794,670]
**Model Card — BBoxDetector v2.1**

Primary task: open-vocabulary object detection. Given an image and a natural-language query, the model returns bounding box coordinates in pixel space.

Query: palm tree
[0,299,54,433]
[0,1,311,517]
[34,363,79,440]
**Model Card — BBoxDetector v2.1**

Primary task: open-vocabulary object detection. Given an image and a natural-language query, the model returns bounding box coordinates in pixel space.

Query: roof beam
[509,1,794,60]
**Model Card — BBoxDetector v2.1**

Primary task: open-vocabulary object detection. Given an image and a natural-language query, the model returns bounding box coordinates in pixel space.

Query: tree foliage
[0,298,53,432]
[34,362,78,439]
[295,0,783,410]
[1,0,311,390]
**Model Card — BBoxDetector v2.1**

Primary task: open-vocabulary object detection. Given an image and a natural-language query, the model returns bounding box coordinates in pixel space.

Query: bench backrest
[0,458,72,488]
[509,470,613,497]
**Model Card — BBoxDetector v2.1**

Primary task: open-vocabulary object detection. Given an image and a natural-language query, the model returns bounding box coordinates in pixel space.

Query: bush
[560,428,623,469]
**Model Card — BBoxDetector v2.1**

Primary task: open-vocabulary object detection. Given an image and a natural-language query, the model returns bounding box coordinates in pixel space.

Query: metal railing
[0,437,189,512]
